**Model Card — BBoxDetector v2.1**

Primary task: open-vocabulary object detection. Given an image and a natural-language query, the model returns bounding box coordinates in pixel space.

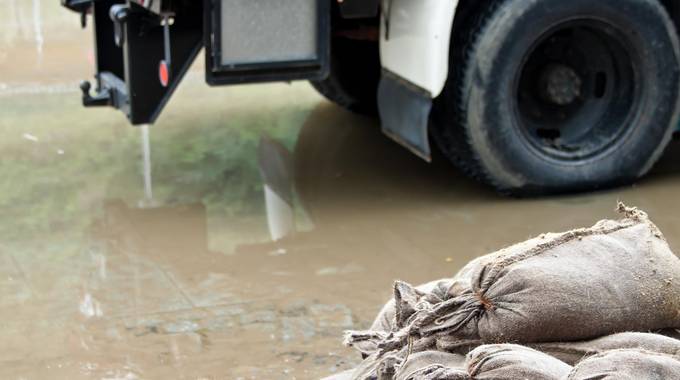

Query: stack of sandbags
[334,204,680,379]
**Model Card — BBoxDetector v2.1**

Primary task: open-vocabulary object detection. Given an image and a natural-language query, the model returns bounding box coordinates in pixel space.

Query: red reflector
[159,61,169,87]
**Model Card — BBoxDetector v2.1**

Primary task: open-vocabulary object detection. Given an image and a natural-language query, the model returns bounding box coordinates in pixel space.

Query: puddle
[3,1,680,379]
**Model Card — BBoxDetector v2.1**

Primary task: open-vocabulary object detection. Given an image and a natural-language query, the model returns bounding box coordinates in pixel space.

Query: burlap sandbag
[392,345,571,380]
[531,332,680,365]
[566,349,680,379]
[393,351,466,380]
[345,205,680,378]
[465,345,572,380]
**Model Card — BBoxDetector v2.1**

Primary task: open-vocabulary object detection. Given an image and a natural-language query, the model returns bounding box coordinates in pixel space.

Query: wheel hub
[540,64,582,106]
[515,21,637,160]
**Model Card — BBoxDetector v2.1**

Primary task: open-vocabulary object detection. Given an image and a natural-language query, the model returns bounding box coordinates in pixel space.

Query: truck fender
[378,0,459,161]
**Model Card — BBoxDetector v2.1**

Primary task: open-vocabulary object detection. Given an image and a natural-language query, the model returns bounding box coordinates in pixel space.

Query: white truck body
[380,0,459,97]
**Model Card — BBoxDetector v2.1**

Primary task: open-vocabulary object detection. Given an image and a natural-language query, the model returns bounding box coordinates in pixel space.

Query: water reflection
[258,136,297,241]
[31,0,44,61]
[139,125,155,207]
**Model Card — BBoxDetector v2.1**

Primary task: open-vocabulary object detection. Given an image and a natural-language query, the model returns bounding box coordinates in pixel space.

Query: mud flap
[378,70,433,162]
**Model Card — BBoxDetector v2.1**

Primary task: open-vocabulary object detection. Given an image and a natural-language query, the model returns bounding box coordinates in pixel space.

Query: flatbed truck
[62,0,680,195]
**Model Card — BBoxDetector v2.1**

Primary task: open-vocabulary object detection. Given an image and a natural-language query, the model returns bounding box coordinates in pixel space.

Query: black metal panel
[122,4,203,124]
[205,0,330,85]
[378,70,433,162]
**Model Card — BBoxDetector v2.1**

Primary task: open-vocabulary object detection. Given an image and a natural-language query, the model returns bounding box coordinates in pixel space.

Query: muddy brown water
[3,1,680,379]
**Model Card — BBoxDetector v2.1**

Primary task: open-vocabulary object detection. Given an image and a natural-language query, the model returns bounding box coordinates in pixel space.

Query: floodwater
[3,1,680,379]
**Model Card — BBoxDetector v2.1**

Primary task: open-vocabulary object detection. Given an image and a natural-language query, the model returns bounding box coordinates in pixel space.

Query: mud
[3,1,680,379]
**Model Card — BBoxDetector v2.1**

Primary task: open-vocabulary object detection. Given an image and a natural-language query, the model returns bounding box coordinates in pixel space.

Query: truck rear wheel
[431,0,680,195]
[311,36,380,115]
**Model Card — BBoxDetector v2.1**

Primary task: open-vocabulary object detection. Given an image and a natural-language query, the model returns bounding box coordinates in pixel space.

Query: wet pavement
[3,1,680,379]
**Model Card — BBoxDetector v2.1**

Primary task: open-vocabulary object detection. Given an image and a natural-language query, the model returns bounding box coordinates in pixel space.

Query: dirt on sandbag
[391,345,571,380]
[566,349,680,379]
[345,204,680,377]
[531,332,680,365]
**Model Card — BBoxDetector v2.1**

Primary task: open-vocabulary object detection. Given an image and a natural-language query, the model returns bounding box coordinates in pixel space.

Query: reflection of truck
[62,0,680,195]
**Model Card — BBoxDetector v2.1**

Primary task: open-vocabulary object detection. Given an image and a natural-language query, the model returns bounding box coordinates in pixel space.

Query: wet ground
[3,1,680,379]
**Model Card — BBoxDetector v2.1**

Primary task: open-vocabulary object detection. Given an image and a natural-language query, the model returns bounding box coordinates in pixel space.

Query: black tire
[311,37,380,115]
[430,0,680,195]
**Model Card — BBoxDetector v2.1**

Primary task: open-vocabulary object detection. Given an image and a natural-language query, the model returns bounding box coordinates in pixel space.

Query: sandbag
[566,349,680,379]
[394,351,466,380]
[467,345,571,380]
[347,205,680,360]
[392,345,571,380]
[531,332,680,365]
